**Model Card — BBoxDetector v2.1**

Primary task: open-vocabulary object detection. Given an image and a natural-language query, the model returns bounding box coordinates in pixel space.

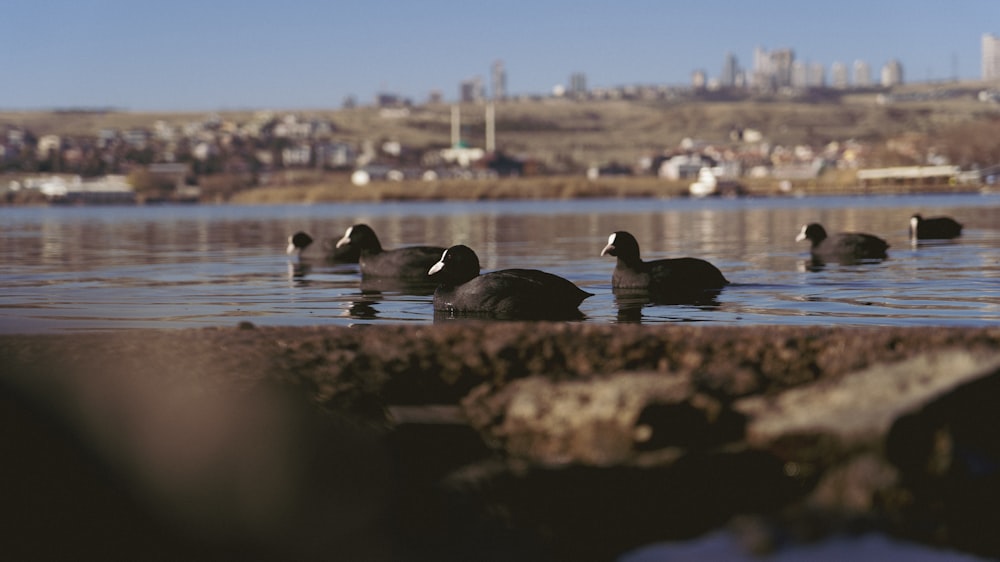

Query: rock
[2,325,1000,560]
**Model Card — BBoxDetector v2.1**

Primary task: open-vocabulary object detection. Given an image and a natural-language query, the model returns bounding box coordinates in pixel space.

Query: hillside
[2,82,998,172]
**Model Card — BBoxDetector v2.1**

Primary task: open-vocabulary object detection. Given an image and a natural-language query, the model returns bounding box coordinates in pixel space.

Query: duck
[910,214,962,240]
[600,231,728,301]
[795,223,889,264]
[427,245,592,319]
[286,230,361,263]
[335,223,446,279]
[286,231,314,257]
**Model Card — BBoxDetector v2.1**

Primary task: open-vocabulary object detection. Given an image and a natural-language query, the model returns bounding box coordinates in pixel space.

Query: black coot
[600,231,728,302]
[286,230,360,263]
[428,245,592,319]
[795,223,889,264]
[910,214,962,240]
[335,224,446,279]
[286,231,314,257]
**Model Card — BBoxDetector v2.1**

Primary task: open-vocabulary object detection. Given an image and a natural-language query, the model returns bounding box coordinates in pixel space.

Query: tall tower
[853,60,872,87]
[751,46,794,90]
[881,59,904,87]
[983,33,1000,81]
[491,60,507,100]
[568,72,587,98]
[831,62,849,88]
[720,52,739,87]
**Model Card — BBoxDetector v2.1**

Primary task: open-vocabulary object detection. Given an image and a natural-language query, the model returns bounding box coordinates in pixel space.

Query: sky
[1,0,997,111]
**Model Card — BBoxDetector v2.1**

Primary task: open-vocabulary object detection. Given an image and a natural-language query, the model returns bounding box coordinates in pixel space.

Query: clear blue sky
[1,0,996,111]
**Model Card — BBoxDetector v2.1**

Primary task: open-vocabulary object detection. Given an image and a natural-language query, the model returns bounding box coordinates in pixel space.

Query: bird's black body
[428,245,592,320]
[796,223,889,264]
[910,214,962,240]
[600,231,728,303]
[335,224,446,280]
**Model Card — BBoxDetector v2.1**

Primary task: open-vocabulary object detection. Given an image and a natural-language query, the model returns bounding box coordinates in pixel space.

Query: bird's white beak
[428,249,447,275]
[600,233,616,256]
[334,226,353,249]
[794,225,807,242]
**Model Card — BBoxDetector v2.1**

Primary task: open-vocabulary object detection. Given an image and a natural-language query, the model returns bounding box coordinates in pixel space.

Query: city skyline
[1,0,997,111]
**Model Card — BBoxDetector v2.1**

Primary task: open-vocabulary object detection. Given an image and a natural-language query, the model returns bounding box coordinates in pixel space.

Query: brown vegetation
[4,83,999,204]
[4,85,998,171]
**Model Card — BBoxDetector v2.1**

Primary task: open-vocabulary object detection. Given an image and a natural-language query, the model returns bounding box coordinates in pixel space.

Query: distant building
[983,33,1000,81]
[491,60,507,100]
[460,76,485,103]
[375,92,408,107]
[691,69,707,90]
[792,61,808,89]
[853,60,872,87]
[881,59,904,87]
[808,62,825,88]
[720,52,740,88]
[568,72,587,98]
[752,46,794,90]
[831,62,849,89]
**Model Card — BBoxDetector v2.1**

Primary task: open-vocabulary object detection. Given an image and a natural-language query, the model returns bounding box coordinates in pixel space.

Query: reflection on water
[1,194,998,333]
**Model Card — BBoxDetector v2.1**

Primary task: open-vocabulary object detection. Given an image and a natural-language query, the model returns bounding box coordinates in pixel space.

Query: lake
[1,193,998,333]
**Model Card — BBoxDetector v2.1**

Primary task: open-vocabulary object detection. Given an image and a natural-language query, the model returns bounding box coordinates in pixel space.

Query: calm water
[1,193,998,333]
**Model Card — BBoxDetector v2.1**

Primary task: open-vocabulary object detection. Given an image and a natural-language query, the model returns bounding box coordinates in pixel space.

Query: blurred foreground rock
[2,324,999,561]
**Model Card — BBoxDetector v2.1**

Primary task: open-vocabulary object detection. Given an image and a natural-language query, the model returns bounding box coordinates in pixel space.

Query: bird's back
[819,233,889,259]
[361,245,446,279]
[615,256,728,291]
[436,268,591,318]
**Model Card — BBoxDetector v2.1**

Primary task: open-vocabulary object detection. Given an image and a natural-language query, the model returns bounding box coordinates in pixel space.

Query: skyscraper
[491,60,507,100]
[720,52,739,88]
[568,72,587,98]
[831,62,849,89]
[752,47,794,90]
[460,77,484,103]
[853,60,872,87]
[983,33,1000,81]
[881,59,904,87]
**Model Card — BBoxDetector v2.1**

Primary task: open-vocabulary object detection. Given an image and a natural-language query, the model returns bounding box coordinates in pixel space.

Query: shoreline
[3,173,993,206]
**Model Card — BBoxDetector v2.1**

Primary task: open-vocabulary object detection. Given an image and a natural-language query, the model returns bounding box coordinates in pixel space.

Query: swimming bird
[286,231,314,257]
[600,231,728,302]
[335,223,446,279]
[910,214,962,240]
[286,230,362,264]
[427,245,592,319]
[795,223,889,264]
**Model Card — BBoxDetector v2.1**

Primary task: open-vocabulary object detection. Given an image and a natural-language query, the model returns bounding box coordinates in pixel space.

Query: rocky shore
[3,323,1000,561]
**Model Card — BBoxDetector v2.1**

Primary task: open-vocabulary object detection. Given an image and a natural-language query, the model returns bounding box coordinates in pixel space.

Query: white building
[881,59,904,87]
[854,60,872,87]
[831,62,849,89]
[983,33,1000,81]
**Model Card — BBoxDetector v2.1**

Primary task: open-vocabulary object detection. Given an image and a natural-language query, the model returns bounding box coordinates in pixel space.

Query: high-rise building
[752,46,794,90]
[720,52,740,87]
[568,72,587,98]
[808,62,826,88]
[831,62,849,89]
[983,33,1000,81]
[692,69,707,90]
[881,59,904,87]
[491,60,507,100]
[791,61,808,89]
[853,60,872,87]
[460,76,484,103]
